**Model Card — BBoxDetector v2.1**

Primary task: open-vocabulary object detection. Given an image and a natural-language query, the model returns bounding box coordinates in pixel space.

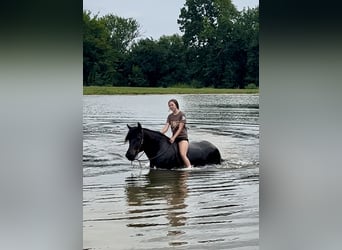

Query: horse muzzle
[125,151,137,161]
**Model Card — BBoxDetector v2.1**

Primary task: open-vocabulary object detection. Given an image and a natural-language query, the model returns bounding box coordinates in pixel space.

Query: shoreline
[83,86,259,95]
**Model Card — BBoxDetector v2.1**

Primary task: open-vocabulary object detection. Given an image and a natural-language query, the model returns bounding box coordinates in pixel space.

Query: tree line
[83,0,259,89]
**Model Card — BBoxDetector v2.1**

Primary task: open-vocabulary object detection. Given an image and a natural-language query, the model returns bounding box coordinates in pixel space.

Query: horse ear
[137,122,142,129]
[127,124,131,129]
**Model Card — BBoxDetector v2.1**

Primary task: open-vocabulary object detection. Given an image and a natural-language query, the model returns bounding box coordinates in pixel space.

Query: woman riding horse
[160,99,192,168]
[125,123,221,169]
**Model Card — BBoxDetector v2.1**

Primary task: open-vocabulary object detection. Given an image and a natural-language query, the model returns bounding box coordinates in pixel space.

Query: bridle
[130,129,175,166]
[134,129,145,160]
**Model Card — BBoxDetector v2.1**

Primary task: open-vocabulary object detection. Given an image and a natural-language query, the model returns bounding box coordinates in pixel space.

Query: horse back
[188,140,221,166]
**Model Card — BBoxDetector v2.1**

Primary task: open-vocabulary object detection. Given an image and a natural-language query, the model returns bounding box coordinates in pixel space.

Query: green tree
[123,35,188,88]
[178,0,238,87]
[83,11,142,86]
[157,34,188,87]
[99,14,141,86]
[82,4,258,88]
[178,0,258,88]
[100,14,141,54]
[128,65,147,86]
[224,7,259,88]
[239,7,259,86]
[125,38,162,87]
[83,10,116,85]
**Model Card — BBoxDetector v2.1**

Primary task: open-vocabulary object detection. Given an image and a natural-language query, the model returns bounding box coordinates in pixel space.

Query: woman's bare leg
[178,140,191,168]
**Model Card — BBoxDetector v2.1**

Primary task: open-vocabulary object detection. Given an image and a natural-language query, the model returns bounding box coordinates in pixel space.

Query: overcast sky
[83,0,259,39]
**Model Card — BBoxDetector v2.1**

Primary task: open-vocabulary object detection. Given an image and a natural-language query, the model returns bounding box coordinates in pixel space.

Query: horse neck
[142,128,168,156]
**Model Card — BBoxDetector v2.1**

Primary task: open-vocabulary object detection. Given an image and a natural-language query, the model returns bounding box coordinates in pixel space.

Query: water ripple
[83,94,259,250]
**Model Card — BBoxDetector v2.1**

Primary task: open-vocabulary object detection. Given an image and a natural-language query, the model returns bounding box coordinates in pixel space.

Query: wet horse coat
[125,123,221,169]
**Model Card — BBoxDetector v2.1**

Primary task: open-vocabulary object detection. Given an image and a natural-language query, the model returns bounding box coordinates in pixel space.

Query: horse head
[125,122,144,161]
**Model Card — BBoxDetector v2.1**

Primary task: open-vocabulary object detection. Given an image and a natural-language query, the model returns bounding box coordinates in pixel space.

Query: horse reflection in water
[125,169,190,230]
[125,122,221,169]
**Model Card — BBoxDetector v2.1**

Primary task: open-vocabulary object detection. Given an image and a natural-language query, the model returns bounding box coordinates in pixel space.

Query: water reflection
[125,170,189,229]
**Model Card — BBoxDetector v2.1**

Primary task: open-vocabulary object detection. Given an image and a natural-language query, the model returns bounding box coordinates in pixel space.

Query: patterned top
[167,111,188,140]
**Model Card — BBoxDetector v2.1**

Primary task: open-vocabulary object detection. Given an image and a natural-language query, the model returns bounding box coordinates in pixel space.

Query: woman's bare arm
[170,122,185,143]
[160,123,170,134]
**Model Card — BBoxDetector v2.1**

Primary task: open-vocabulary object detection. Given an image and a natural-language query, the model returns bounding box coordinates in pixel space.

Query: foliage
[83,11,141,86]
[83,11,114,85]
[100,14,141,53]
[83,3,259,88]
[178,0,258,88]
[245,83,257,89]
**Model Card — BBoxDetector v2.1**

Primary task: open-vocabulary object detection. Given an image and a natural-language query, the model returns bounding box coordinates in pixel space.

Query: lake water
[83,94,259,250]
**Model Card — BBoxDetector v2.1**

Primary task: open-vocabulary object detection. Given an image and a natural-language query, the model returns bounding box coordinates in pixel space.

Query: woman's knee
[179,151,187,158]
[179,148,189,159]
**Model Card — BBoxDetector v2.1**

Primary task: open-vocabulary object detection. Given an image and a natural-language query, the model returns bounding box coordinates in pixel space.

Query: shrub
[245,83,257,89]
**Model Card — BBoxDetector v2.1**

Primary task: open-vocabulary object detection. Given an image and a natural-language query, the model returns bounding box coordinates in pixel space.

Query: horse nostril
[126,151,134,161]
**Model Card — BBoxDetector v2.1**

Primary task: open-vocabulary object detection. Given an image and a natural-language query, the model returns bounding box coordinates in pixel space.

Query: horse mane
[125,125,169,142]
[142,128,170,141]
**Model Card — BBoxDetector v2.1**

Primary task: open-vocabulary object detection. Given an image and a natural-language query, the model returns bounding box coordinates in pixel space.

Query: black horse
[125,122,221,169]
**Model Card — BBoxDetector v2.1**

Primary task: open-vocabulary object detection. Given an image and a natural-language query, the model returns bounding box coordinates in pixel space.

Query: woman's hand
[169,137,175,144]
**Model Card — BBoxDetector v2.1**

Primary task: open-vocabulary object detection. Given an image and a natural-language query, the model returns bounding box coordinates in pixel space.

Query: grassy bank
[83,86,259,95]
